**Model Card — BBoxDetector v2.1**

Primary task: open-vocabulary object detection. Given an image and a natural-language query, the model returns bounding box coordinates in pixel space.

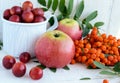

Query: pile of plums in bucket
[3,1,45,23]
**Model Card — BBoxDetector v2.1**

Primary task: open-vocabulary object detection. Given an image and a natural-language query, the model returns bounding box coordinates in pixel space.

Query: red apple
[35,30,75,68]
[57,18,82,40]
[22,1,33,11]
[3,9,11,20]
[10,6,22,15]
[33,16,45,23]
[9,15,20,22]
[32,8,44,16]
[22,11,34,23]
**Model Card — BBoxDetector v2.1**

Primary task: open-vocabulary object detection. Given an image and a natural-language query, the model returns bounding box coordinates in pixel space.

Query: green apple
[35,30,75,68]
[57,18,82,40]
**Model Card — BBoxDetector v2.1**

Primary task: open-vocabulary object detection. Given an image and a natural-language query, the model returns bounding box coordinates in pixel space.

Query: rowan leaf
[74,0,84,19]
[38,0,46,6]
[47,0,52,9]
[67,0,73,15]
[94,22,104,27]
[84,11,98,22]
[100,70,116,75]
[52,0,58,12]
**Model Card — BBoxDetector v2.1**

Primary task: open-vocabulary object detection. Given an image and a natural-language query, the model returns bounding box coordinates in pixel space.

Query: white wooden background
[0,0,120,40]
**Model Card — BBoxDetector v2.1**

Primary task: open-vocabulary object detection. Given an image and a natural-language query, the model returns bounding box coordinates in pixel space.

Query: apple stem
[54,33,60,37]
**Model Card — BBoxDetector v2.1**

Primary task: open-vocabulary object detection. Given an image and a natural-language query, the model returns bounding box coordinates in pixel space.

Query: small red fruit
[22,11,34,23]
[2,55,16,69]
[33,16,45,23]
[29,67,43,80]
[9,15,20,22]
[22,1,33,11]
[3,9,11,20]
[12,62,26,77]
[32,8,44,16]
[19,52,31,63]
[10,6,22,15]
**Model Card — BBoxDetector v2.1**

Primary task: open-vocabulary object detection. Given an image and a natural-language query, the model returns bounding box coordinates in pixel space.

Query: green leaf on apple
[94,22,104,27]
[63,65,70,70]
[67,0,73,15]
[52,0,58,12]
[38,0,46,6]
[37,64,46,70]
[47,0,52,9]
[49,68,57,73]
[74,0,84,19]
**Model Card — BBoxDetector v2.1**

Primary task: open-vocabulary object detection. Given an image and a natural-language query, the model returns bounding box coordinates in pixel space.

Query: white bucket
[2,11,58,57]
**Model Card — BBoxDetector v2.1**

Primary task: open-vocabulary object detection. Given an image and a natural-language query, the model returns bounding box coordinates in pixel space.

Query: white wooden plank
[107,0,120,38]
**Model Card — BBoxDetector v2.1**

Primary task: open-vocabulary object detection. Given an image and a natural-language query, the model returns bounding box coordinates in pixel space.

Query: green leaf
[86,22,93,29]
[82,28,90,37]
[63,65,70,70]
[52,0,58,12]
[67,0,73,15]
[93,61,110,69]
[74,0,84,19]
[94,22,104,27]
[49,17,54,26]
[49,68,57,73]
[38,0,46,6]
[33,60,39,63]
[59,0,66,13]
[100,70,116,75]
[37,64,46,70]
[76,19,83,30]
[41,7,48,11]
[80,77,91,80]
[57,14,63,21]
[104,54,109,57]
[113,62,120,73]
[85,11,98,22]
[47,0,52,9]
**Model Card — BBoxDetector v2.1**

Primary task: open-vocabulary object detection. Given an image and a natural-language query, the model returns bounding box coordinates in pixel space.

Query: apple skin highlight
[35,30,75,68]
[57,18,82,40]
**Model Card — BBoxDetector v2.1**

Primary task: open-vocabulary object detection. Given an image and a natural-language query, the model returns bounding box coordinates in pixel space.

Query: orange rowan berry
[91,54,97,59]
[107,55,114,61]
[81,56,87,63]
[71,59,76,64]
[85,43,91,49]
[89,48,97,54]
[84,48,89,54]
[99,53,105,59]
[101,45,106,51]
[103,79,109,83]
[101,33,107,39]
